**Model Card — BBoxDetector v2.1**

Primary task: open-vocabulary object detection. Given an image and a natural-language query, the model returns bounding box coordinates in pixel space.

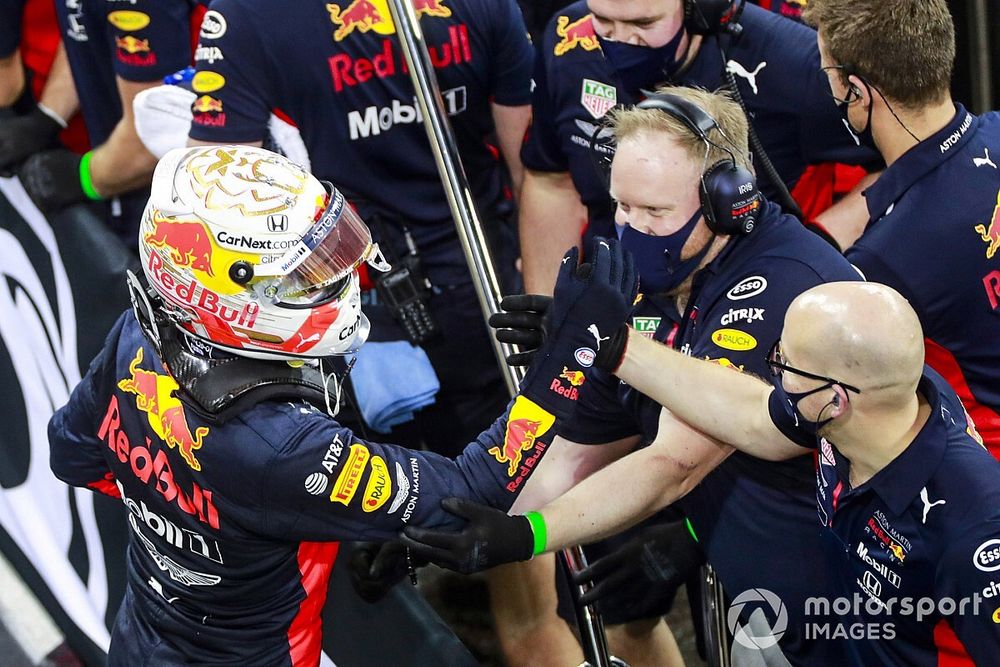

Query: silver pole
[384,1,612,665]
[701,565,731,667]
[968,0,993,114]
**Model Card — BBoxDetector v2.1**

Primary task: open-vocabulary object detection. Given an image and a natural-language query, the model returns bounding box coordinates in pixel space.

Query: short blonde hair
[606,86,752,172]
[804,0,954,108]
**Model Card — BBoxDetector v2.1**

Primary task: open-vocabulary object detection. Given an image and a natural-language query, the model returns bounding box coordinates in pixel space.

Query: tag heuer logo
[632,316,660,339]
[581,78,616,119]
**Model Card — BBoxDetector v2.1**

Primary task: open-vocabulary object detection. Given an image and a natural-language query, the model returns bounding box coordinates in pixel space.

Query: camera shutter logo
[267,214,289,232]
[728,588,788,650]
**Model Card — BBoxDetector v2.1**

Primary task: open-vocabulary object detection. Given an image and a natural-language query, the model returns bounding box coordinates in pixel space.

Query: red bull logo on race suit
[327,0,451,42]
[488,396,555,477]
[553,15,600,56]
[974,189,1000,259]
[118,348,209,471]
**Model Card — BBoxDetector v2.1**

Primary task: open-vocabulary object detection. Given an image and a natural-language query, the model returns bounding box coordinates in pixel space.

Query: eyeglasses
[766,340,862,395]
[819,64,862,104]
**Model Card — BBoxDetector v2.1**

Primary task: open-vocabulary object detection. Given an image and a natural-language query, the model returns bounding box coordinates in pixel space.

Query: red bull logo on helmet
[553,15,600,56]
[117,348,210,471]
[489,396,556,477]
[973,189,1000,259]
[145,214,215,276]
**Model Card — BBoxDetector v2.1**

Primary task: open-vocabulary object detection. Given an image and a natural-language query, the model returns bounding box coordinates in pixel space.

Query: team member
[182,5,559,662]
[0,0,87,168]
[16,0,205,238]
[808,2,1000,452]
[186,0,531,458]
[809,2,1000,655]
[47,145,636,666]
[406,281,1000,666]
[417,86,861,663]
[520,0,877,293]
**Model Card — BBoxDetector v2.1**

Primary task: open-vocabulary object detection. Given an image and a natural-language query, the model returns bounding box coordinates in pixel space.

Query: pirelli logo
[330,444,370,506]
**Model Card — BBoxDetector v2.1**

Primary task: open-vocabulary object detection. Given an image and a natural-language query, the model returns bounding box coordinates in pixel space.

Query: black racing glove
[488,294,551,368]
[515,237,637,420]
[16,148,89,214]
[573,520,705,607]
[346,541,418,603]
[400,498,534,574]
[0,106,64,173]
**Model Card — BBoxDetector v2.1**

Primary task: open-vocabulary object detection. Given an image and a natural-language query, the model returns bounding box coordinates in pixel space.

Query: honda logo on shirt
[267,214,288,232]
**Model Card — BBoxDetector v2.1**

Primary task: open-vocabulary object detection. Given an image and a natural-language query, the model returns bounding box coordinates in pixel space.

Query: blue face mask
[769,379,838,447]
[597,26,686,95]
[618,209,710,294]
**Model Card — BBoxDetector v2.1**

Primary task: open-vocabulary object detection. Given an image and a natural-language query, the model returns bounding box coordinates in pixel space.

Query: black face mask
[836,83,876,150]
[596,25,686,96]
[769,379,838,447]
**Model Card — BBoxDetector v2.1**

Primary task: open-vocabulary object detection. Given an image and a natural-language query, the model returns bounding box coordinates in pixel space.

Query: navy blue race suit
[49,311,554,666]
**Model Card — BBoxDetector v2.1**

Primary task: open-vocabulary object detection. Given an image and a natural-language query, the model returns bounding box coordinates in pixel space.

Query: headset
[636,92,762,236]
[685,0,746,37]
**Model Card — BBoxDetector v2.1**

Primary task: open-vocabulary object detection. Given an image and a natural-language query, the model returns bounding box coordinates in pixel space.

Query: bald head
[782,282,924,403]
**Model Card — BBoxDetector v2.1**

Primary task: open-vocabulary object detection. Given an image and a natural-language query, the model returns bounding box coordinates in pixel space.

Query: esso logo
[974,539,1000,572]
[726,276,767,301]
[575,347,595,367]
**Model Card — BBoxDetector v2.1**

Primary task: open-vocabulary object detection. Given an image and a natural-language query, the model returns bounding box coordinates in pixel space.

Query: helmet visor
[255,183,374,303]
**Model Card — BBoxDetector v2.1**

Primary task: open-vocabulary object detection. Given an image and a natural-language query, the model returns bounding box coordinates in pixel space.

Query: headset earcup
[701,160,760,236]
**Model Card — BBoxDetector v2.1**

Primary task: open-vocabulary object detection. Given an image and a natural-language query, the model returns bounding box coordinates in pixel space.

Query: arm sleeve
[105,0,194,81]
[487,0,533,106]
[47,312,129,498]
[557,366,639,444]
[936,524,1000,663]
[259,394,562,542]
[519,32,568,172]
[186,1,271,143]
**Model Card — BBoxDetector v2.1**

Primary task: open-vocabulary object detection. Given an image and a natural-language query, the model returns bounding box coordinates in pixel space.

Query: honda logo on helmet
[267,214,288,232]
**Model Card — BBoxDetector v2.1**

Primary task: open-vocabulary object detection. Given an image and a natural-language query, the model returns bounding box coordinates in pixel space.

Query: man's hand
[573,520,705,607]
[346,541,415,603]
[515,237,636,420]
[17,149,88,213]
[400,498,534,574]
[488,294,551,367]
[0,106,64,173]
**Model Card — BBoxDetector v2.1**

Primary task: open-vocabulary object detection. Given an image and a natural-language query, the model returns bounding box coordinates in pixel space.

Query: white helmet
[138,145,387,360]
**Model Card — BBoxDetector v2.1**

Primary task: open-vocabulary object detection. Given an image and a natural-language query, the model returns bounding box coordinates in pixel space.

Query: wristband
[37,102,69,129]
[685,517,699,543]
[524,511,547,556]
[78,151,102,201]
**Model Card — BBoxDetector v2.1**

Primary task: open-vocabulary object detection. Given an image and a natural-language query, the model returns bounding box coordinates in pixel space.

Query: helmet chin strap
[318,356,355,419]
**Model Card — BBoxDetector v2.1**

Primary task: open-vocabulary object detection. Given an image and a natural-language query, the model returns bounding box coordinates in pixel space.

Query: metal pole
[701,565,731,667]
[383,1,613,665]
[968,0,993,113]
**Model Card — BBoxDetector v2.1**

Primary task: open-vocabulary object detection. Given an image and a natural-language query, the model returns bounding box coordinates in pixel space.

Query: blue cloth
[351,341,440,433]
